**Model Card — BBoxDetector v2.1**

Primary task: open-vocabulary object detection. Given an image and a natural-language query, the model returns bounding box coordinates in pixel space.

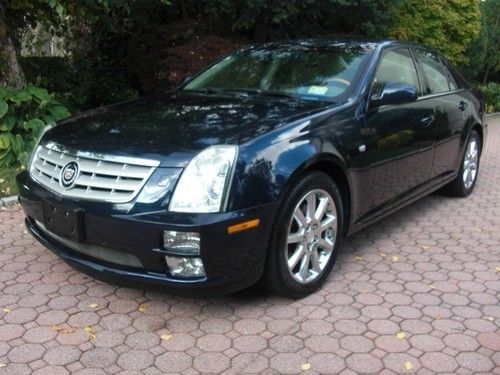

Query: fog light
[165,256,205,277]
[163,230,200,255]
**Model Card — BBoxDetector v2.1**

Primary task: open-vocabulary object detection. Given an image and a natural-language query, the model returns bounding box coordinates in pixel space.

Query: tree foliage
[388,0,481,65]
[0,86,70,167]
[466,0,499,83]
[176,0,396,40]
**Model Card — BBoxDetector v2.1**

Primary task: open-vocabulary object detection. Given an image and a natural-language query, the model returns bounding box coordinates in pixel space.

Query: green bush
[0,86,70,168]
[478,82,500,113]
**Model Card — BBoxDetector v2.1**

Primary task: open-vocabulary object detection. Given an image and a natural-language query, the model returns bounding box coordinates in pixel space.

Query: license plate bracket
[43,201,85,242]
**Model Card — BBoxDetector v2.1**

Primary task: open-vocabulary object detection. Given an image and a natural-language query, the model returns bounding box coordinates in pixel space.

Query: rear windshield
[184,46,371,100]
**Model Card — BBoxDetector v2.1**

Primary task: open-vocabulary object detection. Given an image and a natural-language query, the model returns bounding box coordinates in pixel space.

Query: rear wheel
[264,171,343,298]
[442,130,481,197]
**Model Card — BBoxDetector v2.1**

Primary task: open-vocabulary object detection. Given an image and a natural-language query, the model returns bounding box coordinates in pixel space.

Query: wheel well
[472,124,484,152]
[306,161,351,236]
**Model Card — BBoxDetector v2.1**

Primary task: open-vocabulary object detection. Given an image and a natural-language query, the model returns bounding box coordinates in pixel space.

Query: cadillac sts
[17,39,487,297]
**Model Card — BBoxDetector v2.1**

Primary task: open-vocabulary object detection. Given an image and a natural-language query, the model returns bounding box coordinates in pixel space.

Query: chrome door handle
[421,115,435,127]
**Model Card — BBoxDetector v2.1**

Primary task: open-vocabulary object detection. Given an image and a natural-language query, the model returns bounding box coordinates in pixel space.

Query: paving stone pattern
[0,117,499,374]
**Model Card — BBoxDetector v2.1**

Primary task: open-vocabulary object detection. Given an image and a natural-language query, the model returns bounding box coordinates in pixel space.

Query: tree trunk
[0,3,25,88]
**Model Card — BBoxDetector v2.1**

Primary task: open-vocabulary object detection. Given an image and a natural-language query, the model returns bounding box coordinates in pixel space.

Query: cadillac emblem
[60,161,79,189]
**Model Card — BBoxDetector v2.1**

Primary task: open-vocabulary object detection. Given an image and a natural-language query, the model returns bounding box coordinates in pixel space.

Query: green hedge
[0,86,70,168]
[478,82,500,114]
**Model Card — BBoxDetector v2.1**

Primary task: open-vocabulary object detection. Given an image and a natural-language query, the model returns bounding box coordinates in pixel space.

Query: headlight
[28,122,55,169]
[169,145,238,213]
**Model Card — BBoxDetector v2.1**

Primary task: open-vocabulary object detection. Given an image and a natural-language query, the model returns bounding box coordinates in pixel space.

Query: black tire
[441,130,481,197]
[264,171,344,298]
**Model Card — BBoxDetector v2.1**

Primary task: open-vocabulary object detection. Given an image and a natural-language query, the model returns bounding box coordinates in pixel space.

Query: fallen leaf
[428,284,435,289]
[380,252,387,257]
[475,228,482,232]
[138,303,149,312]
[435,315,442,320]
[160,334,173,341]
[485,316,494,321]
[396,331,406,340]
[84,325,96,340]
[404,361,413,370]
[421,245,431,251]
[61,327,78,334]
[2,308,10,313]
[392,255,399,262]
[89,303,98,308]
[52,325,62,332]
[0,363,6,368]
[301,363,311,371]
[495,266,500,273]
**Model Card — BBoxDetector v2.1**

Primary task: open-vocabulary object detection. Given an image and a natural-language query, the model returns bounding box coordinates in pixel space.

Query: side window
[416,50,454,94]
[441,62,458,90]
[372,48,420,97]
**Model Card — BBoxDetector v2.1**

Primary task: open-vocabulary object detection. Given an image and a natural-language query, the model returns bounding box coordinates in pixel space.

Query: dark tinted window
[372,48,420,97]
[416,50,456,94]
[442,62,458,90]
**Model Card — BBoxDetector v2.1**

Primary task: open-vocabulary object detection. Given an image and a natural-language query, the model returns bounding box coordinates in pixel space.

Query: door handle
[420,115,435,127]
[458,101,468,111]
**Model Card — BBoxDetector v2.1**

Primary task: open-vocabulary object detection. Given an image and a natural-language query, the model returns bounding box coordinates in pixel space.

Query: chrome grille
[30,142,159,203]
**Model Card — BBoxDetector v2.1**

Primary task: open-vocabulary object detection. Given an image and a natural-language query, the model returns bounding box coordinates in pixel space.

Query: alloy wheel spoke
[320,214,336,230]
[287,232,303,243]
[299,252,311,281]
[318,238,334,252]
[310,249,321,272]
[305,194,316,221]
[288,244,305,270]
[293,208,307,227]
[314,196,329,221]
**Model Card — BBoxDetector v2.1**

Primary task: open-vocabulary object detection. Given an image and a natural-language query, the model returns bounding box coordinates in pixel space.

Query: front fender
[227,112,353,212]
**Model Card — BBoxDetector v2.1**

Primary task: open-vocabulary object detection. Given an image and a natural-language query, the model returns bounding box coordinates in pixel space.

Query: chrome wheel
[285,189,337,284]
[463,138,479,189]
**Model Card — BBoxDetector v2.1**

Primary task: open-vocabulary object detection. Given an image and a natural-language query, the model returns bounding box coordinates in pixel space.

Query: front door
[351,47,435,223]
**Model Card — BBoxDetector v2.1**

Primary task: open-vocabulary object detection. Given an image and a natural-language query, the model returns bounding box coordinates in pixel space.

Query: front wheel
[264,172,344,298]
[442,130,481,197]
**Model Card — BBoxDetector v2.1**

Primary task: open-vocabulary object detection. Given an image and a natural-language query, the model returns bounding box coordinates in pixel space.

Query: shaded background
[0,0,498,195]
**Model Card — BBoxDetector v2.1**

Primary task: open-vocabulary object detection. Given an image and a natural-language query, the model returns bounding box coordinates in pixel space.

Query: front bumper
[17,171,278,295]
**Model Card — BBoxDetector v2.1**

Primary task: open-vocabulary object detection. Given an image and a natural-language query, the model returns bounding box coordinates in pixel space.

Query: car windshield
[183,45,371,100]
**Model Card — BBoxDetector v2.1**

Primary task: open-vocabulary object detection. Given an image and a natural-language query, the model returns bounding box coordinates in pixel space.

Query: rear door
[413,49,470,182]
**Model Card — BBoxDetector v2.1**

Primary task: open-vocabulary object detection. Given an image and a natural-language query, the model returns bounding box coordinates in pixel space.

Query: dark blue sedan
[17,39,487,297]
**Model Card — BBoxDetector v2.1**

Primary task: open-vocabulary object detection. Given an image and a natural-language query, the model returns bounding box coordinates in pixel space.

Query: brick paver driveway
[1,117,499,375]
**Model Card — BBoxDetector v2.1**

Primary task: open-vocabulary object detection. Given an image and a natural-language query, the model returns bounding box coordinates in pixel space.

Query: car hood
[43,91,330,167]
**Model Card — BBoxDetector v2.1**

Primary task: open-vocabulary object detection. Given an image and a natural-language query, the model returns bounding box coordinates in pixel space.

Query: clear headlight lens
[169,145,238,213]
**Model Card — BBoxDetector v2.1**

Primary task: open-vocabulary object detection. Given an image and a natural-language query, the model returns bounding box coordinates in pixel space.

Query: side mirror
[182,76,192,84]
[371,82,418,107]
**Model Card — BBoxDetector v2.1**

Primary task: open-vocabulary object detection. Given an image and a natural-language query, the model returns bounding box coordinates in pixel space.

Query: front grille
[30,142,160,203]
